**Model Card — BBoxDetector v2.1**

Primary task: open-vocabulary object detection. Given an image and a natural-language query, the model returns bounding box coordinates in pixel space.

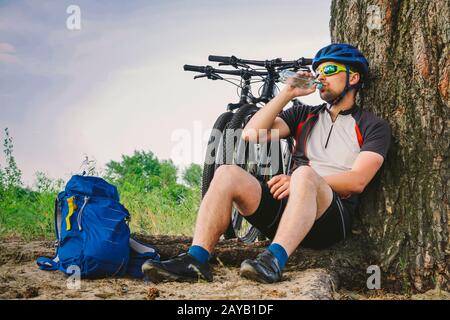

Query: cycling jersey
[278,100,391,208]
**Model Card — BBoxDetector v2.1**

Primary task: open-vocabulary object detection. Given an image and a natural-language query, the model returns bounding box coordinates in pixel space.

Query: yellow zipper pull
[66,196,77,231]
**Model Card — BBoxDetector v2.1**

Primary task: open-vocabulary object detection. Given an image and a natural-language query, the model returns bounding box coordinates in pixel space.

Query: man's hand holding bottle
[280,70,321,99]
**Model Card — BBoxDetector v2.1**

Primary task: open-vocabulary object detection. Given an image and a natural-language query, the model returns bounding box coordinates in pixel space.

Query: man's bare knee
[290,166,320,188]
[210,165,254,197]
[214,164,245,179]
[211,165,244,189]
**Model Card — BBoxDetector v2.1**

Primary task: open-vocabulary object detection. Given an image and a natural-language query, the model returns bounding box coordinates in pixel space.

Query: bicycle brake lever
[208,73,223,80]
[194,74,207,79]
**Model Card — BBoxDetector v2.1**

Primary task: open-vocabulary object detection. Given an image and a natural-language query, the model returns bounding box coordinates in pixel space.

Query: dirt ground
[0,239,448,300]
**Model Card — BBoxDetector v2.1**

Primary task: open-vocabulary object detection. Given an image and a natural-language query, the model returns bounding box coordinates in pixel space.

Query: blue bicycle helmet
[312,43,369,79]
[312,43,369,105]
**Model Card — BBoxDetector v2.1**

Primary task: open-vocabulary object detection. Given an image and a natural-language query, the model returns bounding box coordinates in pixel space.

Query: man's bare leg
[191,164,263,253]
[272,165,334,255]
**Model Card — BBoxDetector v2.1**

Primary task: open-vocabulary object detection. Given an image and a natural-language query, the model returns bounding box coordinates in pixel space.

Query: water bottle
[278,70,323,90]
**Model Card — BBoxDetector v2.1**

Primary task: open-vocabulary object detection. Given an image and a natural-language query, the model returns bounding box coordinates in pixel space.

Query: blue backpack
[37,175,160,278]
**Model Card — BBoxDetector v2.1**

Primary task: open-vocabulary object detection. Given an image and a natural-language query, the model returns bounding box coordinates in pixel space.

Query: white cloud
[0,0,331,186]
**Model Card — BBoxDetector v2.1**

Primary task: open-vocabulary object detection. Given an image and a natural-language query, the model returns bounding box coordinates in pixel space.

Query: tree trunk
[330,0,449,292]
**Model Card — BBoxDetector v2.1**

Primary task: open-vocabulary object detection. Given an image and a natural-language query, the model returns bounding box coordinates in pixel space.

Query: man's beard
[320,89,338,103]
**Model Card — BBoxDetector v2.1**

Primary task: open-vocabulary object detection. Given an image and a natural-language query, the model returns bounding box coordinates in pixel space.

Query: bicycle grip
[300,58,313,65]
[183,64,206,73]
[208,55,231,63]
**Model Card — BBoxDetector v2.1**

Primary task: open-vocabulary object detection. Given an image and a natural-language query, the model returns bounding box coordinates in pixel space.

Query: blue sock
[267,243,288,270]
[188,245,210,264]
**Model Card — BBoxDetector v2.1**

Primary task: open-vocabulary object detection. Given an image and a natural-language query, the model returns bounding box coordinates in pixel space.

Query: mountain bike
[184,55,313,243]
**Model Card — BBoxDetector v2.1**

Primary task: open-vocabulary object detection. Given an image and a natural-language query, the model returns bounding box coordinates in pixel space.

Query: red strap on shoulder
[355,124,363,147]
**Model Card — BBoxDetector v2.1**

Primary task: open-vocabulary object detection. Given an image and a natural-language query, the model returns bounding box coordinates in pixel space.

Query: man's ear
[350,72,361,86]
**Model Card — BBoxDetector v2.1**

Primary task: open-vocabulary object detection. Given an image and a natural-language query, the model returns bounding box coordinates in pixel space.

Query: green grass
[0,186,200,240]
[122,186,200,236]
[0,189,55,240]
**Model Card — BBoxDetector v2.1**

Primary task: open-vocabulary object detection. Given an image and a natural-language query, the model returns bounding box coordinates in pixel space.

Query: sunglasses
[315,64,354,77]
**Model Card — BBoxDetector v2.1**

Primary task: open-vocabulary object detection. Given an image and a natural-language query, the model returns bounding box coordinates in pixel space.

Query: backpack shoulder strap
[54,195,63,243]
[36,256,60,271]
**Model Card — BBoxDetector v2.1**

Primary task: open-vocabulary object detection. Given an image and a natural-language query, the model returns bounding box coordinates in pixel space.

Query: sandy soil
[0,239,448,300]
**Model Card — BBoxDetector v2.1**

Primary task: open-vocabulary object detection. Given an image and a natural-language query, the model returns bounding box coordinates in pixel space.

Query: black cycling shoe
[240,249,282,283]
[142,253,213,283]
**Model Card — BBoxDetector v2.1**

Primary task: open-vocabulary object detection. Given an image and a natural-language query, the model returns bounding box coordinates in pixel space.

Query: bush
[104,150,201,236]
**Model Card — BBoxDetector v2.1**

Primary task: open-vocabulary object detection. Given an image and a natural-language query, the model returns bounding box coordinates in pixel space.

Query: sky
[0,0,331,187]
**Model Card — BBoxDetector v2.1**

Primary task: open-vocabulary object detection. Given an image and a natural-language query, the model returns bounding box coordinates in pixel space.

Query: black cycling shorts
[243,180,353,250]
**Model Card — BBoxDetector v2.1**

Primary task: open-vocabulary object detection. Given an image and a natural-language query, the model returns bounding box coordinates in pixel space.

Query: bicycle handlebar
[208,55,313,67]
[185,56,308,104]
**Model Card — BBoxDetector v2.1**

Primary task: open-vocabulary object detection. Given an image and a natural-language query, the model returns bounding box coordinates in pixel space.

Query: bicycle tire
[201,111,234,198]
[224,104,264,243]
[224,104,260,168]
[201,111,237,240]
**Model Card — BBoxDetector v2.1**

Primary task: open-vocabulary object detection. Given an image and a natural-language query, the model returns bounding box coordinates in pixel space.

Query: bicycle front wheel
[201,111,234,198]
[201,111,238,240]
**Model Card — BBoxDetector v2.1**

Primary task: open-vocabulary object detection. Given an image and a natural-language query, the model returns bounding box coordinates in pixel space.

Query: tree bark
[330,0,449,292]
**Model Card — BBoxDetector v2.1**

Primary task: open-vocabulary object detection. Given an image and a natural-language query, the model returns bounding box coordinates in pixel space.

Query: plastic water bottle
[279,70,323,90]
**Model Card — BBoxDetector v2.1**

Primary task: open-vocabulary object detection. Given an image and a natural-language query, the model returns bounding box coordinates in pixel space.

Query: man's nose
[316,72,326,81]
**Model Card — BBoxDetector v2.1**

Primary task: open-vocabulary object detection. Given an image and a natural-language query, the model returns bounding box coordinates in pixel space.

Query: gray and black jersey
[278,100,391,208]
